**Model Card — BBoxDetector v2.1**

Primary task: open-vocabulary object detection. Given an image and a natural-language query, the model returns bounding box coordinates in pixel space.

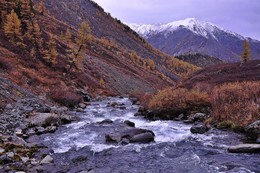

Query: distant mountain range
[129,18,260,62]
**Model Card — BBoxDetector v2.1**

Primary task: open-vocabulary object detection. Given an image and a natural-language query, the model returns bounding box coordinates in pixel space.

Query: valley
[0,0,259,173]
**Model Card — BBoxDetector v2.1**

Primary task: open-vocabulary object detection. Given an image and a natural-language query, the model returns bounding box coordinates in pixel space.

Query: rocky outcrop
[228,144,260,153]
[27,113,73,127]
[245,120,260,141]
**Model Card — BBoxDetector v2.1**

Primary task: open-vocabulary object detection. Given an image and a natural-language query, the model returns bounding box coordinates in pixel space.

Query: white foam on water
[43,97,227,155]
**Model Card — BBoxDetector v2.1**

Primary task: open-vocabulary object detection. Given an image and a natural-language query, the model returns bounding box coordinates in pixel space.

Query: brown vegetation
[179,60,260,90]
[48,89,82,107]
[149,88,211,116]
[211,82,260,126]
[148,80,260,126]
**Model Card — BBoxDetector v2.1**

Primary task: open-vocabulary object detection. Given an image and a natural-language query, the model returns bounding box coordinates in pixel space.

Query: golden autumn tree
[64,28,72,42]
[67,21,91,72]
[76,21,91,46]
[99,78,106,88]
[45,36,58,65]
[4,10,22,42]
[30,20,43,57]
[241,40,251,63]
[60,31,64,40]
[0,0,16,28]
[37,0,45,15]
[147,59,156,71]
[20,0,33,33]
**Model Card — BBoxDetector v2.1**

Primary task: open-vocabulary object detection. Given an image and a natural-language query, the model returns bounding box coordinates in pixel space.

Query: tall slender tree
[37,0,45,15]
[64,28,72,42]
[4,10,22,42]
[31,20,43,57]
[241,40,251,63]
[20,0,33,32]
[45,36,58,65]
[0,0,16,28]
[68,21,91,72]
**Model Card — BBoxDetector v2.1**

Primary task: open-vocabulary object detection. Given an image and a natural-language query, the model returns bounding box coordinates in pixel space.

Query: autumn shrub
[49,89,82,108]
[129,91,153,107]
[0,58,12,71]
[211,82,260,126]
[149,88,211,116]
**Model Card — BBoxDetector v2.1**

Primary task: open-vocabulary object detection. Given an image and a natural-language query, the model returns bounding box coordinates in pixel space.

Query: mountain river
[32,97,260,173]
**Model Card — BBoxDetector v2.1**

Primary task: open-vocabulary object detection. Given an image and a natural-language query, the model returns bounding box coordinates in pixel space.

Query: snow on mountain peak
[128,18,244,40]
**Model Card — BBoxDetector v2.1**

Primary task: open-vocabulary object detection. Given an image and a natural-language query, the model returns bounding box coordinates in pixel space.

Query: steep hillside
[0,0,198,108]
[179,60,260,89]
[130,18,260,62]
[175,53,223,67]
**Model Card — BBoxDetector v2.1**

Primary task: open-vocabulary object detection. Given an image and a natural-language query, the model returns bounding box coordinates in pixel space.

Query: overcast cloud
[93,0,260,40]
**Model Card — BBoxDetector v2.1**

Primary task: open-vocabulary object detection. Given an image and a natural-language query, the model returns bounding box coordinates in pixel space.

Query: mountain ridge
[129,18,245,40]
[129,18,260,62]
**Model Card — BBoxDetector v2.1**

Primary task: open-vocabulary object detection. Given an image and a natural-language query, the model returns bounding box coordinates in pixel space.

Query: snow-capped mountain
[129,18,260,62]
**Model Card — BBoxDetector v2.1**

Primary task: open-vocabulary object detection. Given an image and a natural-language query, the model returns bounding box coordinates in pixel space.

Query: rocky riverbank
[0,94,259,172]
[10,97,258,173]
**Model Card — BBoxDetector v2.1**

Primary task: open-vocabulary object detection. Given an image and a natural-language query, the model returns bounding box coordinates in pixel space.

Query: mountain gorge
[0,1,260,172]
[130,18,260,62]
[0,0,198,108]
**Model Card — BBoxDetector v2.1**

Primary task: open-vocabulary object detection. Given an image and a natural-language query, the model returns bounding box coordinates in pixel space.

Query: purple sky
[93,0,260,40]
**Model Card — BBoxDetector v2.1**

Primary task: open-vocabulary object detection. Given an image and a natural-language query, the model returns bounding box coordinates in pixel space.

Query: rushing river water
[35,97,260,173]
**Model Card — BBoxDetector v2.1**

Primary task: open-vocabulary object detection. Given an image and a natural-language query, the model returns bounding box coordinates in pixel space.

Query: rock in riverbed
[190,124,209,134]
[228,144,260,153]
[245,120,260,141]
[40,155,53,164]
[106,128,155,144]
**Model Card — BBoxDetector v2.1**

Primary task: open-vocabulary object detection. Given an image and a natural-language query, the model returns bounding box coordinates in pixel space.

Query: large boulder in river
[228,144,260,153]
[26,113,72,127]
[124,120,135,127]
[190,124,209,134]
[245,120,260,140]
[130,132,154,143]
[120,128,155,139]
[106,128,155,144]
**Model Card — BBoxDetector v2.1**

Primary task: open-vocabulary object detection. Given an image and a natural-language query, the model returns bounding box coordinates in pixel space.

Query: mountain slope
[130,18,260,62]
[175,53,223,67]
[179,60,260,89]
[0,0,198,108]
[38,0,198,77]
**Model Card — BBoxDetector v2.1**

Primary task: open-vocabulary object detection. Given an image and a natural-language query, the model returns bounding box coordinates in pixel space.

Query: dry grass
[148,81,260,126]
[211,81,260,126]
[149,88,211,116]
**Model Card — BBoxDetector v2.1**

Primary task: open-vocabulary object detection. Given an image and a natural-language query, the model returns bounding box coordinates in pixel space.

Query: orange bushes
[49,89,82,107]
[149,88,211,116]
[148,81,260,126]
[211,82,260,126]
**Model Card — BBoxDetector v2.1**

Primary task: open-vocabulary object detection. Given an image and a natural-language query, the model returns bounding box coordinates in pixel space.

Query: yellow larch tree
[64,28,72,42]
[67,21,91,72]
[45,36,58,65]
[241,40,251,63]
[4,10,22,42]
